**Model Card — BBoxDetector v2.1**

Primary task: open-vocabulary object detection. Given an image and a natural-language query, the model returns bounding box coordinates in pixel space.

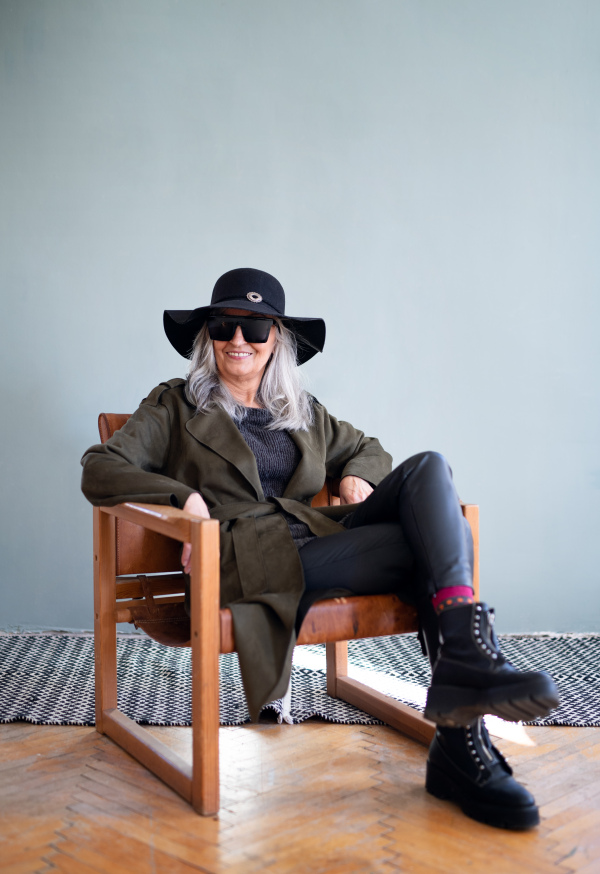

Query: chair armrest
[99,502,218,543]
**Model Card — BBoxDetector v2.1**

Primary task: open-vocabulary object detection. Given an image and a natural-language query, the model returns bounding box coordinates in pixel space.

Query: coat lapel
[284,427,326,499]
[185,407,264,500]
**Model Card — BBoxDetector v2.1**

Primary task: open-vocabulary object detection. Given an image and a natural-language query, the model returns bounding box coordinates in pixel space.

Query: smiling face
[212,308,278,405]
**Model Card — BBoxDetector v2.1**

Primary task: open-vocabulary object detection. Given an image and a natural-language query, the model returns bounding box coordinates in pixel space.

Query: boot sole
[424,675,559,727]
[426,762,540,830]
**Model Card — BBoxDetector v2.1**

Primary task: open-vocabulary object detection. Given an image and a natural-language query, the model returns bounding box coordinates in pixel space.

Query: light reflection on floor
[292,645,536,746]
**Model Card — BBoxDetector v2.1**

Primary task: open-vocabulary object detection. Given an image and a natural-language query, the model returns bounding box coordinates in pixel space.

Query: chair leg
[93,507,118,733]
[326,636,435,746]
[326,641,348,697]
[95,509,195,805]
[190,518,221,815]
[93,507,223,814]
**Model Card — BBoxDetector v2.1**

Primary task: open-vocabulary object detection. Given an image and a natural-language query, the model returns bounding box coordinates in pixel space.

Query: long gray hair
[185,318,314,431]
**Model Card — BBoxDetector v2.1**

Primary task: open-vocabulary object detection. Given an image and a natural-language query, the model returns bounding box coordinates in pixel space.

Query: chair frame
[94,444,479,816]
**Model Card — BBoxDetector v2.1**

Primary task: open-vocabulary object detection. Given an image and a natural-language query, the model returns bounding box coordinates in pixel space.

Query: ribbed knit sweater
[236,408,315,549]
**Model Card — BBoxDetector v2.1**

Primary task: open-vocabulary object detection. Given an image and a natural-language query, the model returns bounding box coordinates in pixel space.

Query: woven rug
[0,632,598,727]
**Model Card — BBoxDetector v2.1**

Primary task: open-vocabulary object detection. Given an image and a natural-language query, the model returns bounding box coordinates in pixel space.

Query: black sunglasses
[207,315,276,344]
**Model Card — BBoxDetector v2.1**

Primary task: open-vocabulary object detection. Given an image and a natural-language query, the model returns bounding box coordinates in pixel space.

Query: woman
[81,267,558,830]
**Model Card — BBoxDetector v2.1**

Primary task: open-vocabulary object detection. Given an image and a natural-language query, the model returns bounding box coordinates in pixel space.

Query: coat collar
[185,406,264,500]
[185,405,326,503]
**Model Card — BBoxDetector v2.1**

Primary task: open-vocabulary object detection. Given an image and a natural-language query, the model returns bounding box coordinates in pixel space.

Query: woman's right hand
[181,492,211,574]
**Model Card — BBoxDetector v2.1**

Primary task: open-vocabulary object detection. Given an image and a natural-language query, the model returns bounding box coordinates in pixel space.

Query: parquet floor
[1,719,599,874]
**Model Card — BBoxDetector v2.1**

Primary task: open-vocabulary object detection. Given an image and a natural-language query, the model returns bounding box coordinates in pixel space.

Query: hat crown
[211,268,285,315]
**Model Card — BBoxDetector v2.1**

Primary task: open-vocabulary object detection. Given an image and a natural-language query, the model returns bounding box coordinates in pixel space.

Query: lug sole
[424,677,559,727]
[426,762,540,830]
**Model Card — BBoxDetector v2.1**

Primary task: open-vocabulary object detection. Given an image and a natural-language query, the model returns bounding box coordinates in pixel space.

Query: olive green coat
[81,379,392,719]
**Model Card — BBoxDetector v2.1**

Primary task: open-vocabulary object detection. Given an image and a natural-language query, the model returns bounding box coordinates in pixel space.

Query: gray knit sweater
[236,408,315,549]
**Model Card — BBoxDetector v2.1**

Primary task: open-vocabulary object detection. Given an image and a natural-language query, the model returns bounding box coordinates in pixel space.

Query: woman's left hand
[339,475,374,505]
[181,492,211,574]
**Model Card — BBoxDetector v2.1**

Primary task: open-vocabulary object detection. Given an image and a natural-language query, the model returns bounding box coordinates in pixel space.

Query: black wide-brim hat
[164,267,326,365]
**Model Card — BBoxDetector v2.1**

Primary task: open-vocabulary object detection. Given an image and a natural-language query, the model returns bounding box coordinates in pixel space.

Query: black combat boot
[426,718,539,829]
[424,602,559,727]
[418,598,542,829]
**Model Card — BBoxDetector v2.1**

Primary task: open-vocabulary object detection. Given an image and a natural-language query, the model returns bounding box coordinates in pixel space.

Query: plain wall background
[1,0,598,633]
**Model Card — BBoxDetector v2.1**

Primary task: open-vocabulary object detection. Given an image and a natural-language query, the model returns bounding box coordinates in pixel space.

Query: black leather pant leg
[300,520,417,597]
[296,520,419,631]
[345,451,474,598]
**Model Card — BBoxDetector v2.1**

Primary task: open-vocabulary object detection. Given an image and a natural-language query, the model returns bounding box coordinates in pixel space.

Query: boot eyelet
[492,653,498,660]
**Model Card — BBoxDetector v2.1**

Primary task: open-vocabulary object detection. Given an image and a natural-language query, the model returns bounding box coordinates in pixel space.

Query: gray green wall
[1,0,599,633]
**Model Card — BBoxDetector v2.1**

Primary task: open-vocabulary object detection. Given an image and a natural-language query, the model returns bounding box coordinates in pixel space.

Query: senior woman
[81,267,558,831]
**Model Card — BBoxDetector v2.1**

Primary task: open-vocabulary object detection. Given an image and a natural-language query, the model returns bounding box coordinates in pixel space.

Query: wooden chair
[94,413,480,815]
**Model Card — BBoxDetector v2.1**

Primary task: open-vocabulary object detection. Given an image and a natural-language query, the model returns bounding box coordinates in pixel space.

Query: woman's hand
[339,475,374,505]
[181,492,211,574]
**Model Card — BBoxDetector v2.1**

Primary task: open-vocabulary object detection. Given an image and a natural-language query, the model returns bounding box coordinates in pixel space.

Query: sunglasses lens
[240,319,272,342]
[207,317,274,343]
[207,319,234,341]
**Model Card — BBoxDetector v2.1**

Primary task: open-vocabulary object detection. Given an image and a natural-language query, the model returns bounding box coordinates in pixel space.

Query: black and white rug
[0,632,598,728]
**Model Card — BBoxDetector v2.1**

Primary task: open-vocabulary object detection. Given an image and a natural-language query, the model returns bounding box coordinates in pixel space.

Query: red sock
[432,586,474,614]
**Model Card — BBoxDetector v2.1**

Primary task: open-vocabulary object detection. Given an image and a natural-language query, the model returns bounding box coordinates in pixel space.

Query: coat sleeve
[319,404,393,486]
[80,383,196,509]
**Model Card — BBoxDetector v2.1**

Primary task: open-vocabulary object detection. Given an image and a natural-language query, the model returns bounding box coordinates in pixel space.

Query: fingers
[182,491,211,520]
[181,542,192,574]
[181,494,210,572]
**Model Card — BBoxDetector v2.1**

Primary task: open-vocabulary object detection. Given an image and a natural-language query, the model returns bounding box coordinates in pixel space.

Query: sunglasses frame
[206,315,277,344]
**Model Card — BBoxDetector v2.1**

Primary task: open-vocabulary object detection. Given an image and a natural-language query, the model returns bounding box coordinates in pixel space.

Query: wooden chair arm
[100,502,219,543]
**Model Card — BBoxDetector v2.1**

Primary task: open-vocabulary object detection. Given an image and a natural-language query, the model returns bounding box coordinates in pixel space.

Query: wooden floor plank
[52,829,211,874]
[1,721,599,873]
[0,844,60,870]
[65,795,225,872]
[2,860,54,874]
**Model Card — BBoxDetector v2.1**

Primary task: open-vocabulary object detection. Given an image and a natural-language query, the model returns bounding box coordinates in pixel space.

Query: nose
[230,325,247,345]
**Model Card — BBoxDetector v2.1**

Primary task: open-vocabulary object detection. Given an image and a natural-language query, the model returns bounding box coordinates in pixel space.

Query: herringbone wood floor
[1,720,599,873]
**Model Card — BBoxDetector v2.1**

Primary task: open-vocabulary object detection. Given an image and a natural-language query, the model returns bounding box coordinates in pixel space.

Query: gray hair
[185,318,314,431]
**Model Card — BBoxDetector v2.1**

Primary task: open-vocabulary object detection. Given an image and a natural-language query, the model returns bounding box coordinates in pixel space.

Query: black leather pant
[299,452,474,628]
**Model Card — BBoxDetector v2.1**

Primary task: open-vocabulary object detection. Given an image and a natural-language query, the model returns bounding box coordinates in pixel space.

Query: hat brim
[164,302,325,366]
